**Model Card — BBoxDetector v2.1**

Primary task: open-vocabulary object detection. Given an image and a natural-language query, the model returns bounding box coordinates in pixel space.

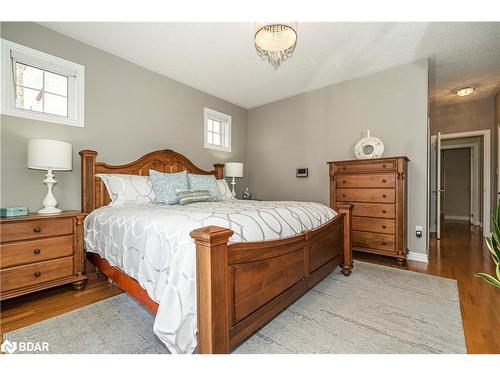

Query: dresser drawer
[0,236,73,268]
[0,257,73,292]
[335,159,397,173]
[0,217,73,243]
[336,173,395,188]
[352,231,395,252]
[337,188,395,203]
[352,217,395,235]
[350,203,395,218]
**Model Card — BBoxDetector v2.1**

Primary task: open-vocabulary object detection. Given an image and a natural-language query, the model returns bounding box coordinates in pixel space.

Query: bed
[80,149,353,354]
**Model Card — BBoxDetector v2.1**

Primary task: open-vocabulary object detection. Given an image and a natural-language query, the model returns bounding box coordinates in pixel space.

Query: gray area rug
[5,261,466,354]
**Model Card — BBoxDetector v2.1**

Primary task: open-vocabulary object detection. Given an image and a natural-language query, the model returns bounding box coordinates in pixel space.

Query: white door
[436,132,442,239]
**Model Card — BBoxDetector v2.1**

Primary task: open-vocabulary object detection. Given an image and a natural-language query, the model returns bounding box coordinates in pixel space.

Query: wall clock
[354,130,384,159]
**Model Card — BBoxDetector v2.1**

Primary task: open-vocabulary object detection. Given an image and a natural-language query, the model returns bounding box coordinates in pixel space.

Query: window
[1,39,85,127]
[204,108,231,152]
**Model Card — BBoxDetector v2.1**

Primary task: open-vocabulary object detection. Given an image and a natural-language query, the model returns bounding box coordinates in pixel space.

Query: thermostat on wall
[296,168,308,177]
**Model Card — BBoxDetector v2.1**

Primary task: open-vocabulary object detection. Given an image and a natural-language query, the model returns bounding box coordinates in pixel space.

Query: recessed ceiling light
[456,87,474,97]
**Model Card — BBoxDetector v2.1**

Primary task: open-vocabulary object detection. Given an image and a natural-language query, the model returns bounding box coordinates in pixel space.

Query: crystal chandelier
[254,22,297,70]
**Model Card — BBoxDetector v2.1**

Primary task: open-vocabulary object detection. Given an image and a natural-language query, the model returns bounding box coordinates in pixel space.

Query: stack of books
[0,207,29,218]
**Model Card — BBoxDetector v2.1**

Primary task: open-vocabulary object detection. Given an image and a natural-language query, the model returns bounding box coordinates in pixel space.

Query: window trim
[204,107,231,152]
[1,39,85,127]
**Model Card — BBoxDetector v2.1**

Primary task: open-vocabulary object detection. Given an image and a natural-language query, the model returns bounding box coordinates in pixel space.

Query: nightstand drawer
[0,257,74,292]
[0,217,73,243]
[0,236,73,268]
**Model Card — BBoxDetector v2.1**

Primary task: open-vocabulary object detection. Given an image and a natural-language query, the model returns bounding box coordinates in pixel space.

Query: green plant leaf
[496,264,500,281]
[485,237,500,264]
[474,272,500,288]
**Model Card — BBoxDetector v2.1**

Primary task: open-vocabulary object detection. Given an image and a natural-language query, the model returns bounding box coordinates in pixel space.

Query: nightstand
[0,211,87,301]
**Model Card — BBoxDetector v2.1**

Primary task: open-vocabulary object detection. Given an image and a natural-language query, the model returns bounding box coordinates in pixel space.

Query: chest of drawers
[328,157,409,264]
[0,211,87,300]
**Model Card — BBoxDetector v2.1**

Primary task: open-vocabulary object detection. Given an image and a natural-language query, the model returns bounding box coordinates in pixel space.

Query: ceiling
[41,22,500,109]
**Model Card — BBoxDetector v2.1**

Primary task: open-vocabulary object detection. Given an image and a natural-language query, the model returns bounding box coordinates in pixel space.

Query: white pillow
[97,174,155,206]
[216,179,236,200]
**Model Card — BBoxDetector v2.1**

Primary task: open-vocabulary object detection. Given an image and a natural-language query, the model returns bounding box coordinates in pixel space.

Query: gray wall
[442,148,471,218]
[0,22,248,211]
[247,60,429,254]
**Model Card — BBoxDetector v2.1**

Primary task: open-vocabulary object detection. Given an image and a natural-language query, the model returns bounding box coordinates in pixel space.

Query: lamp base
[38,207,62,214]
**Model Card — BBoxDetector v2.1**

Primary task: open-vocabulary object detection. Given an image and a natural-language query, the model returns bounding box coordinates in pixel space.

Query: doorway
[430,130,490,239]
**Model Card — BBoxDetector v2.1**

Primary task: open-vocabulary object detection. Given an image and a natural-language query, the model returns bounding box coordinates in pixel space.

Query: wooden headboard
[79,149,224,213]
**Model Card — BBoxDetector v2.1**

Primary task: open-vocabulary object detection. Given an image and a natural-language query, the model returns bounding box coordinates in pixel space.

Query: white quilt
[84,200,336,353]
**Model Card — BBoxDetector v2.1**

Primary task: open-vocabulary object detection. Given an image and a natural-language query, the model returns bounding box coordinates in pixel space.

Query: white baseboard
[407,251,428,263]
[444,215,470,221]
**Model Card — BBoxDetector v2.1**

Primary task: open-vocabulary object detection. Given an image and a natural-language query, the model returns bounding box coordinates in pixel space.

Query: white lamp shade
[27,139,72,171]
[225,162,244,178]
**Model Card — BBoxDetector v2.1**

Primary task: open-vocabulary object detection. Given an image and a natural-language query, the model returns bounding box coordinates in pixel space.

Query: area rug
[4,261,466,354]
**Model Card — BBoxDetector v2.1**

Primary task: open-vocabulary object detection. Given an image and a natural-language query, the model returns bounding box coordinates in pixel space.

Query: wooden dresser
[0,211,87,300]
[328,157,409,264]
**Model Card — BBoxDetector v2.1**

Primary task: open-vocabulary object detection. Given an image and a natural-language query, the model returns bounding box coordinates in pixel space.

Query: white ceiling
[41,22,500,109]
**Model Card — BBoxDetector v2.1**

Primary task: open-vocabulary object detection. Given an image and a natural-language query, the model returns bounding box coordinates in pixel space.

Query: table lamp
[225,162,244,197]
[28,139,72,214]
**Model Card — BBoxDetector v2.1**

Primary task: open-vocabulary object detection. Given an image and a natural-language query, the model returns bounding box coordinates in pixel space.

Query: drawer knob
[382,225,387,229]
[342,180,346,184]
[34,248,41,255]
[382,164,387,168]
[33,227,42,233]
[382,210,387,213]
[34,271,41,278]
[382,194,387,198]
[382,179,387,183]
[342,167,346,170]
[381,241,388,246]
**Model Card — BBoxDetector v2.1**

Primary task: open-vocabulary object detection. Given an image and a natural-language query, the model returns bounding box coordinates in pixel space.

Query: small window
[204,108,231,152]
[1,39,85,127]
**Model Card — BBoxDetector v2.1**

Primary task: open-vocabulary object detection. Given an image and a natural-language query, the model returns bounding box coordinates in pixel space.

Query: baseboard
[444,215,470,221]
[407,252,428,263]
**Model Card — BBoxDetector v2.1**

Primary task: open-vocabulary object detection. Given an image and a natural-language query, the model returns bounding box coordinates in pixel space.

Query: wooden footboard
[191,203,352,353]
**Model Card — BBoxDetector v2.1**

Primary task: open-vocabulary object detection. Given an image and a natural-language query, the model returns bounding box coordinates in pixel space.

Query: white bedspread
[84,200,336,353]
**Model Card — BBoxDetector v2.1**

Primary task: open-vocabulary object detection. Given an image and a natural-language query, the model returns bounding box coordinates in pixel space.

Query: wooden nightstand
[0,211,87,301]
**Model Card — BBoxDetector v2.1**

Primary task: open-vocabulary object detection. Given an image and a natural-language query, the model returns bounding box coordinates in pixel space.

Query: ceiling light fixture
[254,22,297,70]
[456,87,474,97]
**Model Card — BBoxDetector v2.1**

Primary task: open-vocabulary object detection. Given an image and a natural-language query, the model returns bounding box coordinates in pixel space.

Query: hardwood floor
[1,220,499,353]
[356,220,500,354]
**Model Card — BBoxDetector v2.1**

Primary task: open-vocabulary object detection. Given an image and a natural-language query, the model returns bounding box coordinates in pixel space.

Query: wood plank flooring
[1,220,499,353]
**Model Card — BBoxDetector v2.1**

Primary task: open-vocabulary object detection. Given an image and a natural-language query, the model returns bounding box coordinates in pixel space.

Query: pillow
[176,189,212,206]
[216,179,235,200]
[96,174,155,206]
[187,174,222,201]
[149,170,189,205]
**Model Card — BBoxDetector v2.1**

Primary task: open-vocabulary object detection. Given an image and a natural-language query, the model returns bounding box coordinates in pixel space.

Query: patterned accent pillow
[97,174,155,206]
[216,179,235,200]
[149,170,189,205]
[187,174,222,201]
[175,189,212,206]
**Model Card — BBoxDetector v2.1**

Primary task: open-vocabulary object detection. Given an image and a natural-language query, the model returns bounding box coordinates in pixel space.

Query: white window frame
[1,39,85,127]
[204,107,231,152]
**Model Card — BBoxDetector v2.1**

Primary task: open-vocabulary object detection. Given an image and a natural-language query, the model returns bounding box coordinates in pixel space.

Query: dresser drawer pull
[382,210,387,213]
[342,194,346,197]
[382,179,387,183]
[382,194,387,198]
[33,227,42,233]
[382,164,387,168]
[34,271,41,278]
[382,225,387,229]
[381,241,388,246]
[33,248,41,255]
[342,180,346,184]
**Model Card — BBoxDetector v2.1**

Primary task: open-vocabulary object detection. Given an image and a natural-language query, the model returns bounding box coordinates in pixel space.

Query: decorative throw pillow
[149,170,189,205]
[176,189,212,206]
[187,174,222,201]
[96,174,155,206]
[216,179,235,200]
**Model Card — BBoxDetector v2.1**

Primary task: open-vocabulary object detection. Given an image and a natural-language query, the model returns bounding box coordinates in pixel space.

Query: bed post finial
[190,225,233,354]
[79,150,97,214]
[213,163,224,180]
[337,203,353,276]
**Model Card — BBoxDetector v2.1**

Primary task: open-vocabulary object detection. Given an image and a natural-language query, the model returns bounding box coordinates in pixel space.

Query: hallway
[356,220,500,353]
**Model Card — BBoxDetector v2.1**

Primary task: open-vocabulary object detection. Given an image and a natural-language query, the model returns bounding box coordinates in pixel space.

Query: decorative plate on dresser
[328,157,409,264]
[0,211,87,300]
